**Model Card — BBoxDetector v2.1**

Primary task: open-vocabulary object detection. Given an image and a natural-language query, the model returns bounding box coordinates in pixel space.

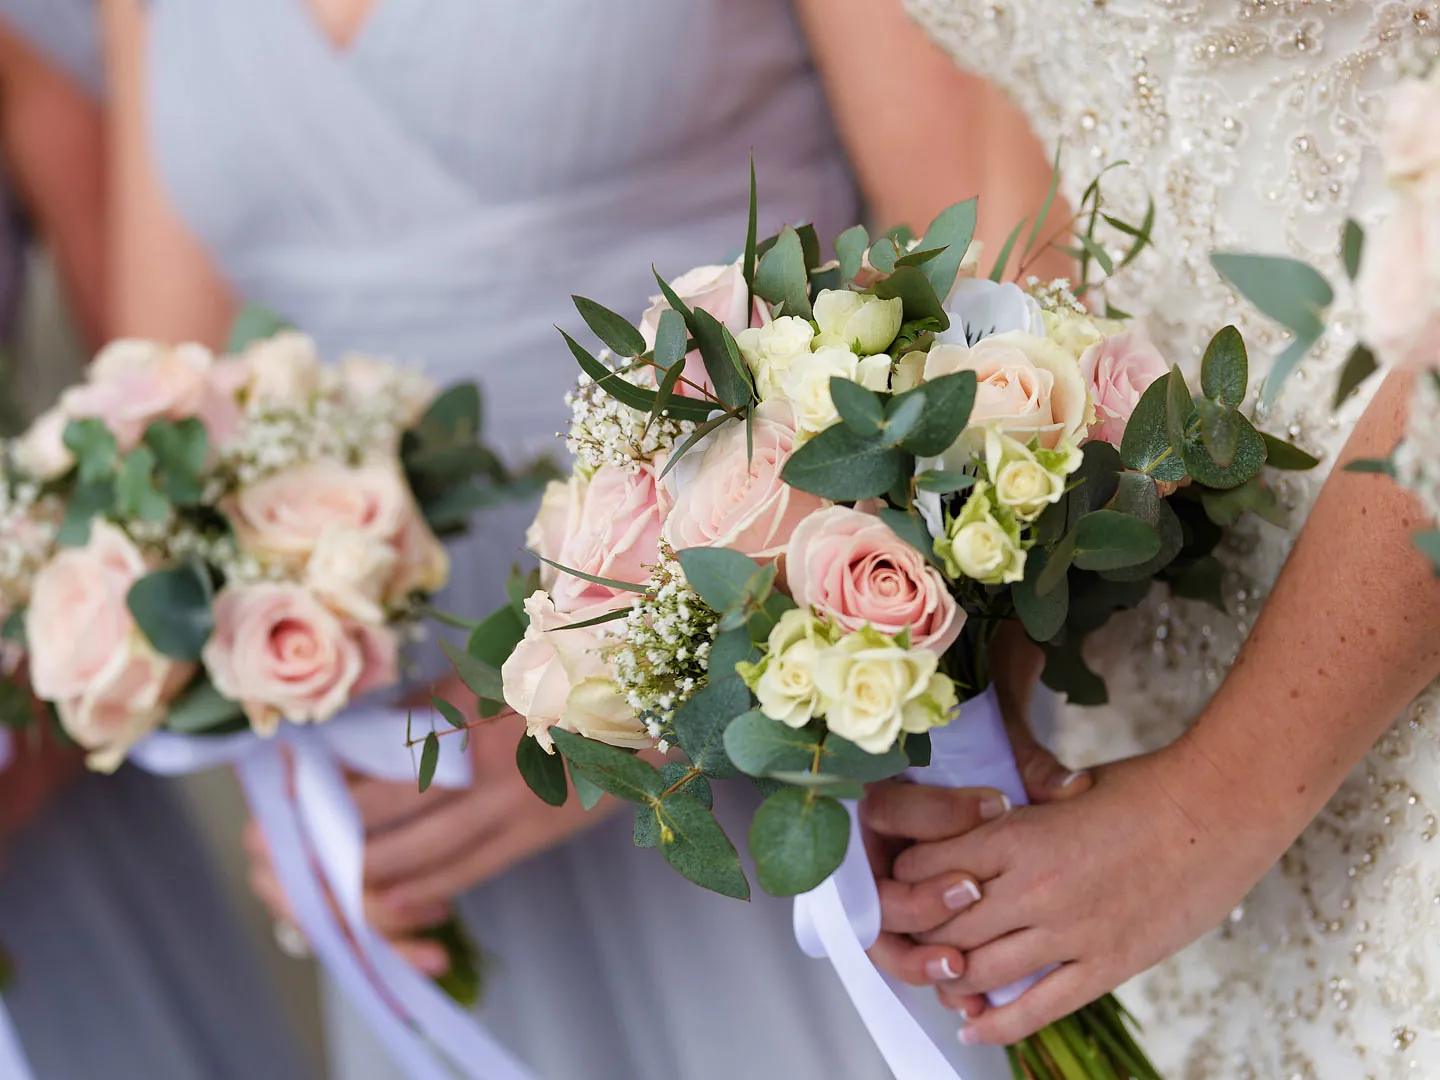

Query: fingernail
[959,1026,980,1046]
[957,1006,972,1022]
[1058,768,1087,788]
[415,946,450,977]
[979,793,1010,821]
[925,957,958,981]
[944,879,982,911]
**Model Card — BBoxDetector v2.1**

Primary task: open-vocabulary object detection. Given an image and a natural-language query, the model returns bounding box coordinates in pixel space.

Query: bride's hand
[0,725,84,863]
[870,738,1290,1045]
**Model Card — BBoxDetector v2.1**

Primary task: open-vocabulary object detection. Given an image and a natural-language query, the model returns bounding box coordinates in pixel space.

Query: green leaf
[676,547,762,613]
[1036,527,1079,597]
[63,419,117,483]
[1333,343,1378,408]
[821,733,910,783]
[723,710,821,777]
[1261,330,1324,409]
[127,561,214,660]
[795,223,822,270]
[692,308,753,409]
[1076,235,1114,277]
[417,916,483,1009]
[570,768,606,811]
[165,676,244,734]
[830,377,884,437]
[143,418,209,505]
[1165,554,1226,610]
[672,679,747,780]
[1342,218,1364,282]
[1261,432,1319,471]
[903,732,931,768]
[1210,252,1334,340]
[871,266,949,330]
[877,506,938,567]
[516,735,569,807]
[1040,641,1109,706]
[115,446,170,522]
[914,470,978,495]
[1073,509,1161,572]
[746,592,796,645]
[432,696,469,731]
[1181,414,1268,490]
[1414,531,1440,572]
[868,237,899,275]
[888,371,976,457]
[1025,145,1063,257]
[57,480,115,547]
[1110,196,1157,271]
[572,295,645,358]
[1165,366,1193,462]
[881,393,926,447]
[554,607,630,632]
[525,549,646,594]
[658,412,732,481]
[652,308,688,373]
[1097,472,1184,582]
[551,728,664,804]
[744,157,760,294]
[561,328,716,423]
[1200,325,1248,407]
[1119,376,1186,482]
[0,609,23,644]
[1344,455,1396,476]
[418,731,440,793]
[226,305,292,353]
[765,772,865,800]
[1200,475,1286,528]
[658,792,750,900]
[836,224,869,285]
[749,788,850,897]
[988,217,1028,283]
[780,424,909,501]
[753,226,812,319]
[662,763,713,809]
[1197,398,1243,468]
[466,603,528,671]
[440,638,505,702]
[1067,441,1124,525]
[634,805,660,848]
[917,198,978,300]
[894,246,945,269]
[1015,546,1069,642]
[709,625,760,678]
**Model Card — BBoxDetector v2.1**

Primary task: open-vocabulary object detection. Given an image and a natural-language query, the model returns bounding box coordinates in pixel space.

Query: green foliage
[466,603,528,715]
[1181,415,1267,489]
[885,371,976,457]
[1199,326,1247,408]
[551,728,664,804]
[672,679,746,779]
[417,731,440,793]
[1072,510,1161,572]
[1098,473,1184,582]
[1196,398,1242,468]
[692,309,753,410]
[868,237,899,275]
[916,198,978,301]
[163,676,244,734]
[1035,527,1079,597]
[127,560,214,660]
[1015,546,1069,642]
[821,733,910,783]
[723,710,821,777]
[830,378,884,438]
[877,506,938,567]
[570,768,606,811]
[1040,640,1108,706]
[989,217,1028,283]
[1342,219,1364,282]
[1344,456,1396,477]
[63,419,117,483]
[835,225,869,285]
[1201,476,1285,528]
[516,735,569,807]
[115,447,170,522]
[1414,531,1440,573]
[1260,433,1319,471]
[572,295,646,358]
[57,480,114,547]
[744,158,760,295]
[749,787,849,897]
[440,638,504,703]
[1164,553,1226,610]
[676,547,762,613]
[914,470,978,495]
[226,305,293,353]
[753,226,812,319]
[1334,343,1378,408]
[1119,376,1186,482]
[416,916,483,1009]
[871,266,949,329]
[144,419,209,505]
[780,424,909,501]
[656,791,750,900]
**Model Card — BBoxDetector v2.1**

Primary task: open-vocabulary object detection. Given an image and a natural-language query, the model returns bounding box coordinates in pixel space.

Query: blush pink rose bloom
[528,463,668,614]
[63,340,242,450]
[1359,184,1440,369]
[1381,71,1440,182]
[26,522,194,769]
[204,583,399,735]
[638,259,769,399]
[501,591,649,752]
[1079,332,1170,445]
[786,505,963,654]
[662,401,826,561]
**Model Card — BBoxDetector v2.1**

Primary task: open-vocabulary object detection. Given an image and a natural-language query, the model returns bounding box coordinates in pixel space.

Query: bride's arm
[865,368,1440,1044]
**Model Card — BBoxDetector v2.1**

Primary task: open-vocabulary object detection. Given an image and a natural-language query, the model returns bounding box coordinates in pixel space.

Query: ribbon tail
[0,996,35,1080]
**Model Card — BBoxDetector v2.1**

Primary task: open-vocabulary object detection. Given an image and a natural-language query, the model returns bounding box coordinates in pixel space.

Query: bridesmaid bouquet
[437,168,1317,1079]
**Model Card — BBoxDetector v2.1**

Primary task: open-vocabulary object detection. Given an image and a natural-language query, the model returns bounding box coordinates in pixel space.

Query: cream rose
[1042,310,1106,361]
[548,462,668,614]
[935,484,1026,584]
[1359,183,1440,369]
[736,316,816,401]
[984,426,1082,521]
[1079,332,1170,444]
[780,346,892,437]
[240,331,323,407]
[924,332,1092,456]
[1381,69,1440,182]
[812,290,903,355]
[501,592,649,752]
[12,407,75,481]
[525,477,584,591]
[662,401,826,560]
[786,505,963,653]
[203,583,398,734]
[26,522,194,769]
[813,626,953,754]
[739,608,835,728]
[387,501,451,603]
[304,527,398,625]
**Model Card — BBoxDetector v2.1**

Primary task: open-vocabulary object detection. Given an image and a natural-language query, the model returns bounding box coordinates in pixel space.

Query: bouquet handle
[793,686,1049,1080]
[133,714,536,1080]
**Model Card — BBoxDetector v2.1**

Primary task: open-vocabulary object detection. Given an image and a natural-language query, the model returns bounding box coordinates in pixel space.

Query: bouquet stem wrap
[792,686,1047,1079]
[0,728,33,1080]
[130,713,536,1080]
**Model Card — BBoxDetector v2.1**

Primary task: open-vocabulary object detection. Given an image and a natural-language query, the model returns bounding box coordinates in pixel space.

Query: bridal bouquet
[435,168,1317,1079]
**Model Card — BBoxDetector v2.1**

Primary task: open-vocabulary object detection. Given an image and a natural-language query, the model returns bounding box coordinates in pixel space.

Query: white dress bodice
[906,3,1440,1077]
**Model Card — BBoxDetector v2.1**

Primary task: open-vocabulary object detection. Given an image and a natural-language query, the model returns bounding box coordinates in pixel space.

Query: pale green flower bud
[935,483,1027,584]
[813,290,904,356]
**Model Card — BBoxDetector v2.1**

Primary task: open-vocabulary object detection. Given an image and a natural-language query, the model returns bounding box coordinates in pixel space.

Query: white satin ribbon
[793,686,1045,1079]
[0,726,35,1080]
[132,709,536,1080]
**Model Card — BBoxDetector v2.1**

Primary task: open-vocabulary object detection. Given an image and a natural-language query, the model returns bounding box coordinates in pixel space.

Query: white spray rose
[736,316,816,401]
[781,346,892,436]
[984,426,1082,521]
[812,290,904,356]
[935,483,1026,584]
[813,626,954,753]
[738,608,836,728]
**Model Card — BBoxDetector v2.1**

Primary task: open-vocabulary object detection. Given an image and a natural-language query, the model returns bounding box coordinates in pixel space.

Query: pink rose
[501,592,649,752]
[63,341,241,450]
[1360,184,1440,369]
[786,505,963,654]
[387,502,451,603]
[203,583,399,734]
[26,522,193,769]
[544,463,668,613]
[1079,332,1169,445]
[662,401,826,561]
[638,260,768,400]
[1381,72,1440,182]
[525,478,583,591]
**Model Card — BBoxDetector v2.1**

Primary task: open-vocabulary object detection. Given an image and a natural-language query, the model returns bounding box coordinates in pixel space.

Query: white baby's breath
[564,352,695,473]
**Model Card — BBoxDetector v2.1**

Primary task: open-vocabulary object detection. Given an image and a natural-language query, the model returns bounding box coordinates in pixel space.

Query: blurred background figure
[0,9,319,1077]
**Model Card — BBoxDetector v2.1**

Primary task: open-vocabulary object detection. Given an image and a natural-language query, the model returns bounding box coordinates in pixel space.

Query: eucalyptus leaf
[164,677,243,734]
[226,305,292,353]
[1035,527,1079,597]
[1201,476,1286,528]
[432,696,469,731]
[1014,546,1069,642]
[144,419,209,505]
[115,447,170,522]
[692,308,753,409]
[1261,433,1319,471]
[835,225,869,285]
[917,198,978,300]
[1200,325,1248,407]
[673,679,747,780]
[871,266,949,329]
[572,295,646,357]
[1344,456,1396,477]
[418,732,440,793]
[440,638,504,702]
[526,550,647,594]
[753,226,812,320]
[517,735,569,807]
[127,561,214,660]
[820,734,909,783]
[1097,472,1184,582]
[1197,398,1243,468]
[887,371,976,457]
[1119,377,1186,482]
[780,424,909,501]
[988,216,1028,283]
[551,728,664,804]
[877,506,939,568]
[749,788,849,897]
[1073,509,1161,572]
[570,768,606,811]
[658,792,750,900]
[1165,554,1226,610]
[63,419,117,484]
[868,237,899,275]
[653,308,688,373]
[914,470,978,495]
[1210,252,1333,340]
[57,481,113,547]
[1333,343,1377,408]
[1181,414,1268,490]
[1040,641,1109,707]
[676,547,761,613]
[1342,219,1364,282]
[1260,330,1325,409]
[743,157,759,294]
[830,377,884,437]
[723,710,821,778]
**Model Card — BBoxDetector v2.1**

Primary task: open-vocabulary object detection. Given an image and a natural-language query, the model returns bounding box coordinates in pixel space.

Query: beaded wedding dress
[907,3,1440,1077]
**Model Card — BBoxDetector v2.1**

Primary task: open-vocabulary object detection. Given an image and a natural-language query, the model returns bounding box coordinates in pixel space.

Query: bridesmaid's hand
[876,740,1290,1045]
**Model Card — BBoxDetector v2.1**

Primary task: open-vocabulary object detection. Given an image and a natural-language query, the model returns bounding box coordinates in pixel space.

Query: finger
[364,785,513,886]
[351,777,463,834]
[878,871,982,934]
[937,929,1060,998]
[959,962,1094,1047]
[375,817,543,911]
[1007,722,1091,804]
[860,820,904,879]
[242,820,267,860]
[248,855,296,926]
[391,937,451,978]
[364,890,454,937]
[862,782,1011,843]
[935,982,988,1020]
[866,931,967,987]
[893,830,1009,886]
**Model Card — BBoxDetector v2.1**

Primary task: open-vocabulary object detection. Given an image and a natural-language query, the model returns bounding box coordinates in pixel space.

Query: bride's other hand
[0,724,84,863]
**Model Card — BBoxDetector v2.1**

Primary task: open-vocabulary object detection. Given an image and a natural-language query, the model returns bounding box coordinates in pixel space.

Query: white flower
[812,626,953,754]
[1041,309,1106,362]
[984,426,1082,521]
[738,608,835,728]
[241,332,324,408]
[935,484,1026,584]
[304,527,399,624]
[736,316,816,401]
[780,346,892,436]
[11,407,74,481]
[812,290,904,355]
[938,278,1044,347]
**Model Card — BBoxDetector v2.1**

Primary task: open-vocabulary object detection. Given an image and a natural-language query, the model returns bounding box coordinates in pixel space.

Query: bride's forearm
[1181,370,1440,838]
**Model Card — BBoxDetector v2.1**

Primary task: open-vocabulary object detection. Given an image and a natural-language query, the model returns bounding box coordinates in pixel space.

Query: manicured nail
[957,1006,972,1022]
[925,957,958,981]
[1059,768,1087,788]
[979,793,1010,821]
[415,946,449,977]
[959,1026,980,1046]
[944,879,982,911]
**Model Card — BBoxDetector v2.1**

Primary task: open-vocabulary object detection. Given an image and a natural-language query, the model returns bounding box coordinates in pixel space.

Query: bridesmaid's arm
[792,0,1073,282]
[866,370,1440,1044]
[0,18,107,347]
[101,0,236,345]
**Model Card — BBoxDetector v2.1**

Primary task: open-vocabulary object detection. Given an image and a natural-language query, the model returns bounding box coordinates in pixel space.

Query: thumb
[1006,719,1090,804]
